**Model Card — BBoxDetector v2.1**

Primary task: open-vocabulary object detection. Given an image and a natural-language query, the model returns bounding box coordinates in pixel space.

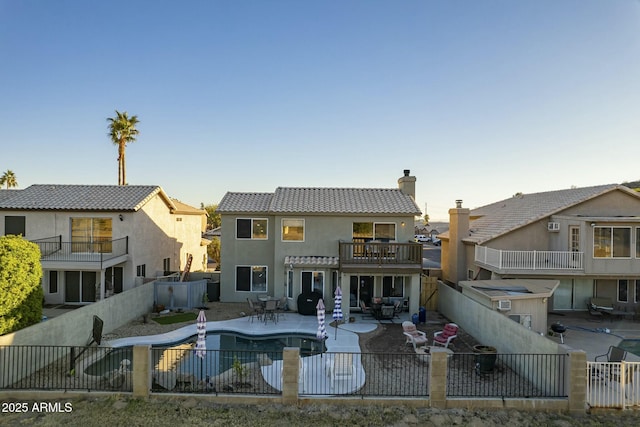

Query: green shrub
[0,235,43,335]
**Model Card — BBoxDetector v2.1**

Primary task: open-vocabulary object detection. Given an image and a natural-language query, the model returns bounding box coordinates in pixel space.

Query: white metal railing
[587,361,640,409]
[475,246,583,271]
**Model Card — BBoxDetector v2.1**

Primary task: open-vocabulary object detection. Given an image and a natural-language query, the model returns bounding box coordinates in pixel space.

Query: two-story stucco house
[441,184,640,312]
[216,170,424,316]
[0,185,208,305]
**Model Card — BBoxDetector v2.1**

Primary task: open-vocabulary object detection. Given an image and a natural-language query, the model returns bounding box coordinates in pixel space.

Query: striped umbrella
[194,310,207,379]
[316,298,328,342]
[332,286,343,339]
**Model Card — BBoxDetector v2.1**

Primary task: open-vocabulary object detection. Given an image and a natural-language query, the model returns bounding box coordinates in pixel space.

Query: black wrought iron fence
[150,348,282,395]
[447,353,567,398]
[302,351,430,397]
[0,345,132,392]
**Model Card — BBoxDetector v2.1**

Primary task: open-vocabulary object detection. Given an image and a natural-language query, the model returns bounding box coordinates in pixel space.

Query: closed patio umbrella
[332,287,343,340]
[195,309,207,380]
[316,298,328,342]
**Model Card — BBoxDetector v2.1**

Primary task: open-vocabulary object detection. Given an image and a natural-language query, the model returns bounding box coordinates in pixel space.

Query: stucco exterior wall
[220,212,418,306]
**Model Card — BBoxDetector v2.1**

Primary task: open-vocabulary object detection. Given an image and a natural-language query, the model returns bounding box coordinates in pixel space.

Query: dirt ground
[2,303,638,426]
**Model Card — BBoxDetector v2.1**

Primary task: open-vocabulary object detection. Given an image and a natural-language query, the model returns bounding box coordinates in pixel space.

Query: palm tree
[0,170,18,189]
[107,110,140,185]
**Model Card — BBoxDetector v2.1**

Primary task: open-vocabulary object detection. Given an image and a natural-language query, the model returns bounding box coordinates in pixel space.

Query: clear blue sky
[1,0,639,221]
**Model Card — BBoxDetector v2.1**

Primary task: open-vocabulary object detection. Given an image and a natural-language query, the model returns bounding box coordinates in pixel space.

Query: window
[49,271,58,293]
[136,264,146,277]
[302,271,324,296]
[353,222,396,241]
[636,228,640,258]
[593,226,630,258]
[236,218,267,239]
[163,258,171,272]
[282,219,304,241]
[236,266,267,292]
[636,280,639,303]
[618,279,629,303]
[5,216,25,236]
[382,276,404,297]
[71,218,113,253]
[374,223,396,242]
[569,226,580,252]
[287,270,294,298]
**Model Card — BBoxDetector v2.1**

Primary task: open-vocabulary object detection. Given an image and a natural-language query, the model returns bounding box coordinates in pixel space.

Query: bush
[0,235,43,335]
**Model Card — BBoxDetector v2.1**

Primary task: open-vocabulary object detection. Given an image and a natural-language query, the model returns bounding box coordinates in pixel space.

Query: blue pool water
[84,331,325,377]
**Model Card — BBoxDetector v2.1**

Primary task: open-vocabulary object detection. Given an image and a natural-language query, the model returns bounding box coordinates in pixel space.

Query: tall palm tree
[0,170,18,189]
[107,110,140,185]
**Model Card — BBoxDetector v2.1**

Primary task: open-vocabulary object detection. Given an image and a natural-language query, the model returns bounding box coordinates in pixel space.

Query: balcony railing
[339,241,422,266]
[31,236,129,265]
[475,245,583,271]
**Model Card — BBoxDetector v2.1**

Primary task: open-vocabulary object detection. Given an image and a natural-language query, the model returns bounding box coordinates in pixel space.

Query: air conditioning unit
[497,300,511,311]
[547,222,560,232]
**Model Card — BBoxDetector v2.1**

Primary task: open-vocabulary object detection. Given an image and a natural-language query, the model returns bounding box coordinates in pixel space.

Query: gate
[587,361,640,409]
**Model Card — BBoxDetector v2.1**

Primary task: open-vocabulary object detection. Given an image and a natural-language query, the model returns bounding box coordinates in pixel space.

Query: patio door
[349,275,373,308]
[64,271,97,304]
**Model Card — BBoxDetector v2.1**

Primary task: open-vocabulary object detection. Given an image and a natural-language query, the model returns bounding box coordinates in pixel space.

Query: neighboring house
[0,185,208,305]
[216,170,424,316]
[440,184,640,312]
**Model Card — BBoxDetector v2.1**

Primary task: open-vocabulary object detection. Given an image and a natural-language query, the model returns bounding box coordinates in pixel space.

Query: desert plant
[232,355,248,385]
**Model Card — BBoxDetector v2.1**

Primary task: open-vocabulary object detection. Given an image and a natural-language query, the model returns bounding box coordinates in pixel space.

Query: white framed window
[71,217,113,253]
[49,271,58,294]
[236,218,268,240]
[593,226,631,258]
[236,265,267,292]
[287,270,294,298]
[136,264,146,277]
[569,226,580,252]
[618,279,629,303]
[382,276,404,298]
[163,258,171,272]
[282,219,304,241]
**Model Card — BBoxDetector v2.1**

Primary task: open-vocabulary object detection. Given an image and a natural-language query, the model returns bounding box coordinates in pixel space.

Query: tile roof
[217,187,421,215]
[284,255,340,267]
[461,184,626,244]
[0,184,165,211]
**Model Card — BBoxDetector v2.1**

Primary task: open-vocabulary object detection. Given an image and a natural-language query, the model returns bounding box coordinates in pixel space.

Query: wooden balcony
[31,236,129,269]
[475,245,584,275]
[338,241,423,271]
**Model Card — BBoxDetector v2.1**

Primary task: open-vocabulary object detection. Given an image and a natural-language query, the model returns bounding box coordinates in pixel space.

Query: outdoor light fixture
[119,214,124,221]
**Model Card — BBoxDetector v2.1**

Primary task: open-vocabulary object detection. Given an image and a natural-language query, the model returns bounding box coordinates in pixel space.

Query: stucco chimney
[397,169,416,199]
[444,200,470,285]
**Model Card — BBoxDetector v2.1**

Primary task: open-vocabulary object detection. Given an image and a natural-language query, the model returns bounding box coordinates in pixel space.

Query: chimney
[397,169,416,199]
[444,199,470,285]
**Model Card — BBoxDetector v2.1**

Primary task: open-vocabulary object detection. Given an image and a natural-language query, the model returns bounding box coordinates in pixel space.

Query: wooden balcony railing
[31,236,129,265]
[339,241,422,266]
[475,245,584,271]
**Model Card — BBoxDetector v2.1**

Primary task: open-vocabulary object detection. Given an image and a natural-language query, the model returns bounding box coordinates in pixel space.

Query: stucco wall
[1,282,154,347]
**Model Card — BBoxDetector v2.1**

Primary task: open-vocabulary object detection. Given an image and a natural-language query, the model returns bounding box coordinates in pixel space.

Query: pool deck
[103,312,391,395]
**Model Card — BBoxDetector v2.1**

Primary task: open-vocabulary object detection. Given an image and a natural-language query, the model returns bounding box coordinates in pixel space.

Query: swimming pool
[84,331,326,377]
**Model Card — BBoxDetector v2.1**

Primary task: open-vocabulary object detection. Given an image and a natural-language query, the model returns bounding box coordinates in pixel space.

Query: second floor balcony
[475,245,584,275]
[32,236,129,269]
[339,240,423,271]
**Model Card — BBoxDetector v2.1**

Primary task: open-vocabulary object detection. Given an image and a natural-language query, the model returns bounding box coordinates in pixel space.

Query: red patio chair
[433,323,458,348]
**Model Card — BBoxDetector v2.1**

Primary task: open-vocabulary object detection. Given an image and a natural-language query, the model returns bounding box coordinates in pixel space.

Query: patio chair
[595,345,627,363]
[392,300,403,319]
[402,321,428,350]
[264,299,278,324]
[593,346,628,385]
[246,299,263,323]
[433,323,458,348]
[275,296,288,320]
[326,352,354,392]
[360,301,374,318]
